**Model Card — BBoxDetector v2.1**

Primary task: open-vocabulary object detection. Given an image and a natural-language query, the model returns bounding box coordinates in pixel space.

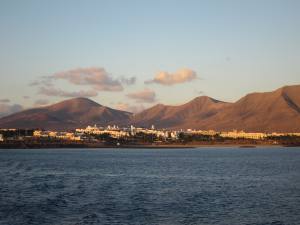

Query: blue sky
[0,0,299,115]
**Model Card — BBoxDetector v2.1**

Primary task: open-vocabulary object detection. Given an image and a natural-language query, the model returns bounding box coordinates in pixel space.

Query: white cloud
[31,67,136,99]
[29,77,53,87]
[34,99,50,107]
[126,89,156,103]
[114,102,145,113]
[38,87,98,98]
[120,76,136,85]
[53,67,124,91]
[145,68,197,85]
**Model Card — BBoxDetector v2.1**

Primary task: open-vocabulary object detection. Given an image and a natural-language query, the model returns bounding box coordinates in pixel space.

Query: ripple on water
[0,148,300,225]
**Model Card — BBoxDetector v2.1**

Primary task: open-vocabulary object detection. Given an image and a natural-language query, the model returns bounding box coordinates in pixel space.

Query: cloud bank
[145,68,197,86]
[31,67,137,100]
[52,67,134,91]
[127,89,156,103]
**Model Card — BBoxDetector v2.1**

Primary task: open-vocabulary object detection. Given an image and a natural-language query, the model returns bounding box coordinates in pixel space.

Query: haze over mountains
[0,85,299,132]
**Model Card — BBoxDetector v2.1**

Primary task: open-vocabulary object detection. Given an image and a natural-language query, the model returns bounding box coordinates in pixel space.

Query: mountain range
[0,85,299,132]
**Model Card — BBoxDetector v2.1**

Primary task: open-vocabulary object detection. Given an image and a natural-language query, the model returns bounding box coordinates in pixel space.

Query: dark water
[0,148,300,225]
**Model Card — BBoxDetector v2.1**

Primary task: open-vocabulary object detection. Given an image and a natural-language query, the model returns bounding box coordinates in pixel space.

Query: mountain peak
[48,97,102,111]
[192,96,223,103]
[55,97,101,106]
[185,96,226,107]
[0,97,131,130]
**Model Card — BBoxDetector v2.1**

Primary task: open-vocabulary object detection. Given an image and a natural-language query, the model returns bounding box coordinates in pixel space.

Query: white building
[76,125,129,138]
[220,130,267,140]
[33,130,81,141]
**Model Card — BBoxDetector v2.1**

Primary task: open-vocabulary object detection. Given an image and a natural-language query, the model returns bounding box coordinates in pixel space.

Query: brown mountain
[0,98,132,130]
[131,96,230,128]
[0,85,299,132]
[131,85,300,132]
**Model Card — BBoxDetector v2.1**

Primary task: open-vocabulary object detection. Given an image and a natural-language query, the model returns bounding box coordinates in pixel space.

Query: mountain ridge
[0,84,299,132]
[131,85,300,132]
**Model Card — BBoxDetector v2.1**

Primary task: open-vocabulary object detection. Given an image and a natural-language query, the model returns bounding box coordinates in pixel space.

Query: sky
[0,0,299,117]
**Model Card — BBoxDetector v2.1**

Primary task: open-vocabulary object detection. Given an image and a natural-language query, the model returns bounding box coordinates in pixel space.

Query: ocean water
[0,148,299,225]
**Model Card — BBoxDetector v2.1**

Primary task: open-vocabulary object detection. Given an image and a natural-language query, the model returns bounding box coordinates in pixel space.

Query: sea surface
[0,147,299,225]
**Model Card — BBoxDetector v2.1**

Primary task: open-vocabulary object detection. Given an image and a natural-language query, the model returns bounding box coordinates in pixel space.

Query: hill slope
[0,98,132,130]
[131,96,230,128]
[132,85,300,132]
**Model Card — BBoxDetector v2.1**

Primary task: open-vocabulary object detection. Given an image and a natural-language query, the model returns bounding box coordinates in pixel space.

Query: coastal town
[1,124,300,148]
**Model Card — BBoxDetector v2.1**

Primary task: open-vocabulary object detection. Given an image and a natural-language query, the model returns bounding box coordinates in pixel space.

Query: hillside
[132,85,300,132]
[0,98,132,130]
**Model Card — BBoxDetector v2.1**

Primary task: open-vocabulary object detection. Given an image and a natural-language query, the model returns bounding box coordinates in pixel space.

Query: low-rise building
[187,129,217,136]
[33,130,81,141]
[76,125,129,138]
[269,132,300,137]
[220,130,267,140]
[76,125,179,140]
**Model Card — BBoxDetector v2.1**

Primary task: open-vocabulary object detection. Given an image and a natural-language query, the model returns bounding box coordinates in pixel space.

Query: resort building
[220,130,267,140]
[33,130,81,141]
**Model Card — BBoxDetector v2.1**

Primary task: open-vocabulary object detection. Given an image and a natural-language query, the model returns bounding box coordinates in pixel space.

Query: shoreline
[0,142,297,149]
